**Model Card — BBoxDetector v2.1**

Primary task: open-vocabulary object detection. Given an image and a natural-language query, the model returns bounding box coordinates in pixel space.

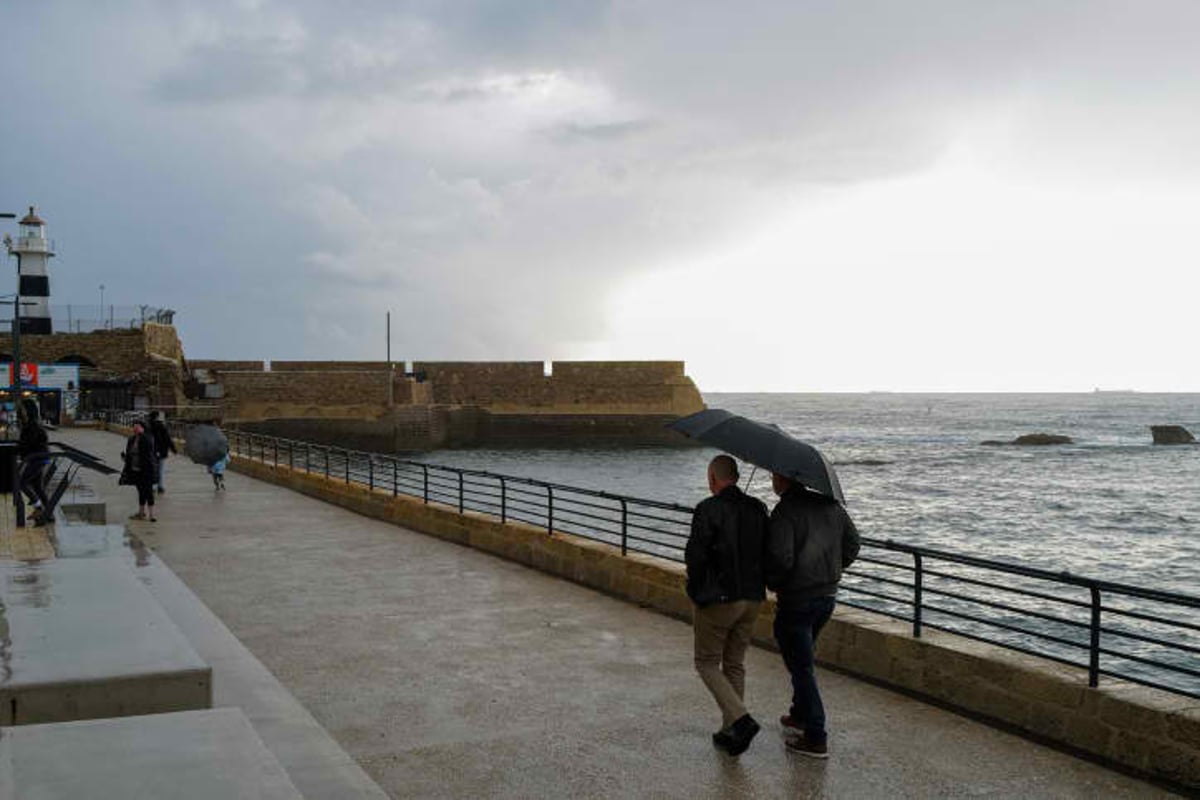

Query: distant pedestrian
[147,410,177,493]
[208,451,229,491]
[16,399,52,526]
[765,474,859,759]
[123,419,159,521]
[686,454,769,756]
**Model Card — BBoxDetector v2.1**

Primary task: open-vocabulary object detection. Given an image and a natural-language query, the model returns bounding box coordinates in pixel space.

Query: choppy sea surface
[419,393,1200,595]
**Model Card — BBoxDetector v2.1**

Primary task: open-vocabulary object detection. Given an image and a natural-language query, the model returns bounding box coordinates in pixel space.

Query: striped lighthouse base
[20,318,52,335]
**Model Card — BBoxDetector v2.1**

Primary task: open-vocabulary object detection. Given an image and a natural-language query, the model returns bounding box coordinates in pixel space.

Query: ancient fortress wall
[0,329,160,376]
[271,360,395,372]
[143,322,184,362]
[411,360,704,415]
[0,326,189,406]
[219,370,395,420]
[189,360,265,373]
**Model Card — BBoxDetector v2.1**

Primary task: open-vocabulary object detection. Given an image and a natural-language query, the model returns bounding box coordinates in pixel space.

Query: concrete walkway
[62,428,1178,799]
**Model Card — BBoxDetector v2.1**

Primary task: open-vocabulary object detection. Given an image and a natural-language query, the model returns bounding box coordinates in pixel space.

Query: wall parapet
[199,445,1199,791]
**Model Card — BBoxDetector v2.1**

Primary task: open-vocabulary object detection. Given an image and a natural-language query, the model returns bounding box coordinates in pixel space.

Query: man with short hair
[686,454,769,756]
[766,473,860,759]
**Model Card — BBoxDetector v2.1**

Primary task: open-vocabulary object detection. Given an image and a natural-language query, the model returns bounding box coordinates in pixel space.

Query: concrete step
[0,708,301,799]
[0,557,211,725]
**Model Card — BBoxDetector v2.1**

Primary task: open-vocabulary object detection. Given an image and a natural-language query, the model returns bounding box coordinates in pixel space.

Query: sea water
[418,393,1200,594]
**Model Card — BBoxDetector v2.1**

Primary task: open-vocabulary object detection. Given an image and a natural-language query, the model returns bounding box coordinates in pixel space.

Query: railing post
[458,472,464,513]
[912,552,923,638]
[546,486,553,534]
[324,448,330,479]
[273,439,278,468]
[344,450,350,484]
[288,441,293,471]
[305,443,310,473]
[422,465,429,503]
[500,477,507,523]
[392,459,398,497]
[619,498,628,557]
[368,456,374,491]
[1089,586,1102,688]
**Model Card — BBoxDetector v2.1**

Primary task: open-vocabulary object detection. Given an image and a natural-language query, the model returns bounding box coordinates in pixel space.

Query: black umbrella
[669,408,845,503]
[185,424,229,467]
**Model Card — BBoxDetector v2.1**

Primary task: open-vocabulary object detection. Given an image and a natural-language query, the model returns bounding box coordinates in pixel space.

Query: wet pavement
[60,428,1181,799]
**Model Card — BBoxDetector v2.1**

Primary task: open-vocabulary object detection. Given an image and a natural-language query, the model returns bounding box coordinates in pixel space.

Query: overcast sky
[3,1,1199,391]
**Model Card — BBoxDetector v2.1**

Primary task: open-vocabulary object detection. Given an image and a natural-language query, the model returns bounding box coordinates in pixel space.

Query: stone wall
[412,360,704,415]
[143,323,184,363]
[240,406,437,452]
[219,370,392,420]
[271,361,396,372]
[0,329,153,376]
[208,450,1200,791]
[189,360,265,373]
[414,362,546,406]
[0,327,188,406]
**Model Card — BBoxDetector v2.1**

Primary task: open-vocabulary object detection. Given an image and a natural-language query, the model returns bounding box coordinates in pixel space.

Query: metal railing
[104,411,1200,700]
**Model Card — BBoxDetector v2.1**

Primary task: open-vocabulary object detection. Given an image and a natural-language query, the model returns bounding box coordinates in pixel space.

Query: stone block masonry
[215,445,1199,791]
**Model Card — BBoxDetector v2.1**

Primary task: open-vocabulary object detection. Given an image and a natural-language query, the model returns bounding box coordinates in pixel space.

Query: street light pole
[2,212,24,525]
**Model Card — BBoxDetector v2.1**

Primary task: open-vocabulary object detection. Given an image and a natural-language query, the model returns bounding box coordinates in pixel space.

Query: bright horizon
[4,3,1199,393]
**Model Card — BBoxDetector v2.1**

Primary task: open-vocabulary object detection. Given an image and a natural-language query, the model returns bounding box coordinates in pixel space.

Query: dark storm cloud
[3,0,1200,371]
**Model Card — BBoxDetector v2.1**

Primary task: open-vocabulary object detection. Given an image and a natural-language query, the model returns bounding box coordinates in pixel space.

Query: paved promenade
[63,428,1177,798]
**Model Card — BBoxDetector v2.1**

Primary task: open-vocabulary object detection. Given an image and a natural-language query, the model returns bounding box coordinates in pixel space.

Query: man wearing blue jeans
[766,473,859,758]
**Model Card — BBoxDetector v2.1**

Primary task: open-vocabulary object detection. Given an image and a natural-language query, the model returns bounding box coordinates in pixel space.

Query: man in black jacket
[148,410,176,494]
[686,455,769,756]
[766,473,860,759]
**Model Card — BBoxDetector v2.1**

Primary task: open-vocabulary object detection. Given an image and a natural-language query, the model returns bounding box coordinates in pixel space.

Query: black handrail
[103,411,1200,700]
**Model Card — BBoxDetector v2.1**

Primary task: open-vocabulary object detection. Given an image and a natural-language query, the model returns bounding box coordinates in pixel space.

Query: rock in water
[1151,425,1196,445]
[1012,433,1074,446]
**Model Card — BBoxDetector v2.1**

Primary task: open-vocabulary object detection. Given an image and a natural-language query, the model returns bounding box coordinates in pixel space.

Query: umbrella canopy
[185,424,229,467]
[669,408,845,503]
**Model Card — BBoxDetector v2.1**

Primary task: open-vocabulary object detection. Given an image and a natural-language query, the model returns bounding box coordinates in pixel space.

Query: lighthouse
[6,206,55,334]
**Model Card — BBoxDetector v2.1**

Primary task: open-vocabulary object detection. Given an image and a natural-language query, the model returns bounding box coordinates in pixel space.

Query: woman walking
[123,419,159,521]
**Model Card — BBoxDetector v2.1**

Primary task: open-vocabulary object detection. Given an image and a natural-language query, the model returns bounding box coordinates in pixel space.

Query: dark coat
[17,420,49,462]
[124,431,158,480]
[149,418,177,459]
[766,486,860,607]
[686,485,769,607]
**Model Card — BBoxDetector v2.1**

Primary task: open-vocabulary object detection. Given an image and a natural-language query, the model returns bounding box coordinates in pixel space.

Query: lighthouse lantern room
[6,206,55,335]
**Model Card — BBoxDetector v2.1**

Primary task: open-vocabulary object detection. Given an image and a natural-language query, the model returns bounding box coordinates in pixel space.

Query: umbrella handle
[743,465,758,492]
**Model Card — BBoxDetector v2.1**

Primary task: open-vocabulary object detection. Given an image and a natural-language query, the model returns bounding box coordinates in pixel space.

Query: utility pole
[2,212,23,525]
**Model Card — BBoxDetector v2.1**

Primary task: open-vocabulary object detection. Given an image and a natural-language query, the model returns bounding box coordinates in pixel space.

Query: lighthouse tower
[7,207,55,334]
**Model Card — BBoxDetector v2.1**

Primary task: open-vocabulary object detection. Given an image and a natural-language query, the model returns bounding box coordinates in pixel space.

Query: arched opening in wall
[56,354,97,368]
[544,361,553,378]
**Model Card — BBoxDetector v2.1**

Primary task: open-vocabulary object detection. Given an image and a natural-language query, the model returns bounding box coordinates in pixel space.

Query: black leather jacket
[686,485,769,607]
[766,486,860,606]
[149,418,177,459]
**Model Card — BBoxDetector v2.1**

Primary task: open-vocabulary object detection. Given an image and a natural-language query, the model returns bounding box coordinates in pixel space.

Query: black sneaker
[711,728,735,752]
[784,735,828,759]
[724,714,760,757]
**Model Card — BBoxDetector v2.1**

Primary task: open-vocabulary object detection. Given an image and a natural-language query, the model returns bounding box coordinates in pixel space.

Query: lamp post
[2,212,24,525]
[99,284,105,330]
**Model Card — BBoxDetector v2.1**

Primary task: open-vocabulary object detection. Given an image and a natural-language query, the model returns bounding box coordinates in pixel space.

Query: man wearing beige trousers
[686,455,770,756]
